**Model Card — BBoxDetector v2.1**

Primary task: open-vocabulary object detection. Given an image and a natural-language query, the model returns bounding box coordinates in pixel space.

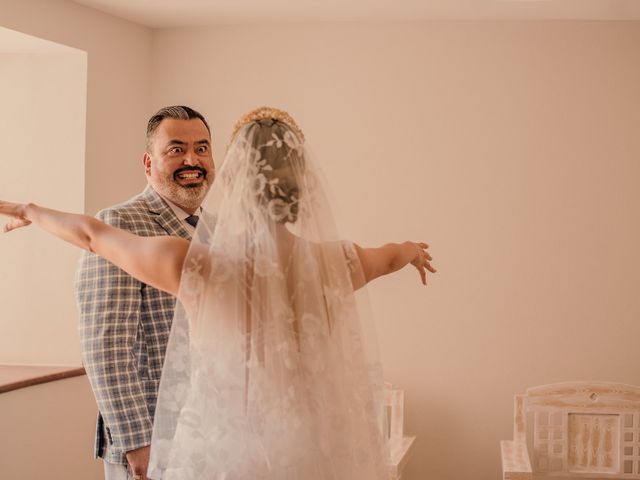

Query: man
[75,106,214,480]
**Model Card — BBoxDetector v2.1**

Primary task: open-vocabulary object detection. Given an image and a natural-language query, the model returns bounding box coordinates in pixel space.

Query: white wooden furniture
[385,382,416,480]
[501,381,640,480]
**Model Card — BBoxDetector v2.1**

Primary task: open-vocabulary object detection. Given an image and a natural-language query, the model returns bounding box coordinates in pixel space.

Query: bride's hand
[0,200,32,233]
[409,242,436,285]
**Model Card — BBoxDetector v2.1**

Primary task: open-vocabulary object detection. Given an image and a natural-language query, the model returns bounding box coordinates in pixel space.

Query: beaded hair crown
[231,106,305,144]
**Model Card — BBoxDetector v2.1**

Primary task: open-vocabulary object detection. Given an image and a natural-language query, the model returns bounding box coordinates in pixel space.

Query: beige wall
[0,376,103,479]
[0,0,152,365]
[0,42,86,365]
[0,0,152,215]
[151,22,640,479]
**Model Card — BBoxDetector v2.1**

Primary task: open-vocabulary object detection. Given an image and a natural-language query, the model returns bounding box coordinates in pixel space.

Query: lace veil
[148,107,388,479]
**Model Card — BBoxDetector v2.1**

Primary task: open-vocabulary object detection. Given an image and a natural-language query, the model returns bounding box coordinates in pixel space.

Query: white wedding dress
[148,111,389,480]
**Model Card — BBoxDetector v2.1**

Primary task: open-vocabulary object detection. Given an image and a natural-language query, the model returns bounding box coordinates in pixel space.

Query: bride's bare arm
[1,201,188,296]
[353,241,435,287]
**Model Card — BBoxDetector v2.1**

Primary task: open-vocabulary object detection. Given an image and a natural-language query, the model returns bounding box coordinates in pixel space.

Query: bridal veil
[149,107,388,480]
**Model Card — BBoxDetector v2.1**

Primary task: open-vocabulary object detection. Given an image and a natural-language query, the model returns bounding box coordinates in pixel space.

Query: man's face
[144,118,214,212]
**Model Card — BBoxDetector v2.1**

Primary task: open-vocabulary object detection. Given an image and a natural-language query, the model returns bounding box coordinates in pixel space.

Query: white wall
[151,22,640,480]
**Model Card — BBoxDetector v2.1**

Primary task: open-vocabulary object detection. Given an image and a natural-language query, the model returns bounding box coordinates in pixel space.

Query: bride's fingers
[417,243,432,259]
[3,218,31,233]
[417,248,432,263]
[425,260,437,273]
[418,265,426,285]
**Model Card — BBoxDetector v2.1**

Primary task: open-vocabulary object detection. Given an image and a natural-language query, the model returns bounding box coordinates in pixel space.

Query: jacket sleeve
[75,208,152,453]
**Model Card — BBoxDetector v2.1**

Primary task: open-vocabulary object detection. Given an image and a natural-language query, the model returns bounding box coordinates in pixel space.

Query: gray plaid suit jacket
[75,185,191,464]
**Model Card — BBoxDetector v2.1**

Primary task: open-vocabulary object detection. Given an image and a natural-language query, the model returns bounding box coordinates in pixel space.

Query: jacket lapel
[141,185,192,241]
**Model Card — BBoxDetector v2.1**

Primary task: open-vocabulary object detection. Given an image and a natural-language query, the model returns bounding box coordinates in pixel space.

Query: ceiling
[71,0,640,28]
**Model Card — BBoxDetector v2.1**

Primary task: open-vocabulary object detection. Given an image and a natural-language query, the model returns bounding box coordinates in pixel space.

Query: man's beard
[153,175,211,210]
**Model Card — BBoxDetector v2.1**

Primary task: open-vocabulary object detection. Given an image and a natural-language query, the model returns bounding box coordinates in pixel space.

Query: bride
[0,107,435,479]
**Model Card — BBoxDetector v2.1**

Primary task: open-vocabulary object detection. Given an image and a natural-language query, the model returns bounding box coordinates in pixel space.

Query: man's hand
[0,200,31,233]
[126,445,151,480]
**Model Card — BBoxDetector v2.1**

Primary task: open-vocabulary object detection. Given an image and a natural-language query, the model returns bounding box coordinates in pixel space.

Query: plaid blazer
[75,185,191,464]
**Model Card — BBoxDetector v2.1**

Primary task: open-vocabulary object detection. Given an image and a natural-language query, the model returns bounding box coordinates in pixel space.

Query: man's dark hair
[146,105,210,152]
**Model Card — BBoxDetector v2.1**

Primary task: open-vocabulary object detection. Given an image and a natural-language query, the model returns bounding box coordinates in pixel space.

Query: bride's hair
[231,106,305,144]
[251,119,305,223]
[229,108,307,224]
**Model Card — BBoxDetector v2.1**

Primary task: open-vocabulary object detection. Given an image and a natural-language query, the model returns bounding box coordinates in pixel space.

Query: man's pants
[101,421,139,480]
[103,460,135,480]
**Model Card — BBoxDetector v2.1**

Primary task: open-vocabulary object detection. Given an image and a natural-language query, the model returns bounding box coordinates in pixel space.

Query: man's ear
[143,152,152,175]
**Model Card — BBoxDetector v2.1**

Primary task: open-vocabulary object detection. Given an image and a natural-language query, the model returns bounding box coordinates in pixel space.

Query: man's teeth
[178,172,201,179]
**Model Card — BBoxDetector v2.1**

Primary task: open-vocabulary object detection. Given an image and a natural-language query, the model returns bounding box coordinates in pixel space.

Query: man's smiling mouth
[174,168,206,182]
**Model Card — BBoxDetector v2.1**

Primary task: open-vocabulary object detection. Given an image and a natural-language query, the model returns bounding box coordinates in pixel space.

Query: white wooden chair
[501,381,640,480]
[385,382,416,480]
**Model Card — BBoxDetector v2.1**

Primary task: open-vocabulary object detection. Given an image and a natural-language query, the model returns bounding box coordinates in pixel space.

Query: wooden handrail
[0,364,86,394]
